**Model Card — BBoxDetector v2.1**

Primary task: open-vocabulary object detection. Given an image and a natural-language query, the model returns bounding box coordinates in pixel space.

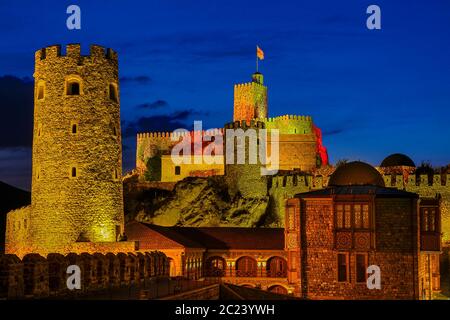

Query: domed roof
[329,161,385,187]
[380,153,415,167]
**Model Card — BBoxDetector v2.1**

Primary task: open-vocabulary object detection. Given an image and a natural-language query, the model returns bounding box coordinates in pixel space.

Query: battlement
[137,128,225,141]
[262,114,312,122]
[382,173,450,187]
[224,120,266,130]
[269,172,450,190]
[35,44,118,63]
[260,114,314,135]
[234,81,265,89]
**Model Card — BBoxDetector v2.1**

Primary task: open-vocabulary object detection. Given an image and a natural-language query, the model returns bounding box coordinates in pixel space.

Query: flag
[257,46,264,60]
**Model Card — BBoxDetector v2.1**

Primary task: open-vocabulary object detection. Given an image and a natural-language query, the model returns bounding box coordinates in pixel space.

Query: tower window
[37,123,42,137]
[71,167,77,178]
[109,83,118,102]
[113,168,119,180]
[72,123,77,134]
[175,166,181,175]
[66,80,81,95]
[37,83,45,100]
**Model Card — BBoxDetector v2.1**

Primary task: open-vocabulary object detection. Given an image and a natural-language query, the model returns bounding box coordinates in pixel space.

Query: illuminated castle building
[1,44,448,300]
[136,71,329,183]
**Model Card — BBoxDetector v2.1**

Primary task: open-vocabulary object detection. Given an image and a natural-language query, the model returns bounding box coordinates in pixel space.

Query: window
[337,253,348,282]
[335,203,370,230]
[36,167,41,180]
[66,80,81,95]
[354,204,370,229]
[175,166,181,175]
[109,83,118,102]
[37,123,42,137]
[71,167,77,178]
[113,168,119,180]
[356,254,367,283]
[37,83,45,100]
[72,123,77,134]
[422,208,437,232]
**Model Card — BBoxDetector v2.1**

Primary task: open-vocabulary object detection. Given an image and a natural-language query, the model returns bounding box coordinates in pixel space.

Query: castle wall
[261,115,313,135]
[269,172,450,243]
[0,251,169,299]
[160,155,224,182]
[5,206,32,258]
[29,44,124,254]
[224,121,268,198]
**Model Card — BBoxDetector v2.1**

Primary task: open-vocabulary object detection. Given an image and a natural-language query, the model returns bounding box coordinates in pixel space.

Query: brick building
[285,161,441,299]
[126,161,443,299]
[126,222,291,294]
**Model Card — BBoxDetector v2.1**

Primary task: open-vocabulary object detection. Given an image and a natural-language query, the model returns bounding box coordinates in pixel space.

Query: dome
[329,161,385,187]
[380,153,415,167]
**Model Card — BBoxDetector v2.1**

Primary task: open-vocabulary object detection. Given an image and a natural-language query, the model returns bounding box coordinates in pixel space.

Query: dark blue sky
[0,0,449,190]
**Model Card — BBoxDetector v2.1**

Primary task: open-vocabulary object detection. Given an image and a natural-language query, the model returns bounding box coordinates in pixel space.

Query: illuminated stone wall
[5,206,32,257]
[233,74,268,123]
[224,121,268,198]
[26,44,124,255]
[160,155,224,182]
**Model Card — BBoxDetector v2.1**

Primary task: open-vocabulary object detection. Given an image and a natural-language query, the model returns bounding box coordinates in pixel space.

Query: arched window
[109,83,118,102]
[267,257,287,278]
[268,285,288,295]
[205,256,226,277]
[236,256,257,277]
[66,78,81,95]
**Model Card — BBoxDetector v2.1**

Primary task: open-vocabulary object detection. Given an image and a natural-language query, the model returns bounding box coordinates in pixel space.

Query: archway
[267,256,287,277]
[268,285,288,295]
[236,256,257,277]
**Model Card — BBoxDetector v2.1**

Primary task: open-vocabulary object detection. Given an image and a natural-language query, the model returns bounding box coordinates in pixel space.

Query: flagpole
[256,45,258,72]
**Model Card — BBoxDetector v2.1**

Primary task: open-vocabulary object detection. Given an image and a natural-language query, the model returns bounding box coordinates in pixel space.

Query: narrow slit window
[72,123,77,134]
[175,166,181,175]
[109,84,118,102]
[71,167,77,178]
[38,84,45,100]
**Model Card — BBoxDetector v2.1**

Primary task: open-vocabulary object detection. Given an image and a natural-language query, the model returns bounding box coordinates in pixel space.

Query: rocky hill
[124,176,279,228]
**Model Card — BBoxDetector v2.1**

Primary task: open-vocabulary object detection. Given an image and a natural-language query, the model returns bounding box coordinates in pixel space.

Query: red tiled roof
[125,221,284,250]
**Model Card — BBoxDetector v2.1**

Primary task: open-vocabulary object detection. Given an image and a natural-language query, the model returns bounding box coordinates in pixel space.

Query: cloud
[120,75,152,85]
[323,128,345,136]
[137,100,168,109]
[123,109,201,137]
[0,75,33,148]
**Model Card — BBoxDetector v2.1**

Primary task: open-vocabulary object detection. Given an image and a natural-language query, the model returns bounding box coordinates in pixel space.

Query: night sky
[0,0,449,190]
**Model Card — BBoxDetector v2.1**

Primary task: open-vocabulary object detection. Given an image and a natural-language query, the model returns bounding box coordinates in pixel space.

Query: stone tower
[233,72,268,123]
[31,44,124,254]
[224,120,268,199]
